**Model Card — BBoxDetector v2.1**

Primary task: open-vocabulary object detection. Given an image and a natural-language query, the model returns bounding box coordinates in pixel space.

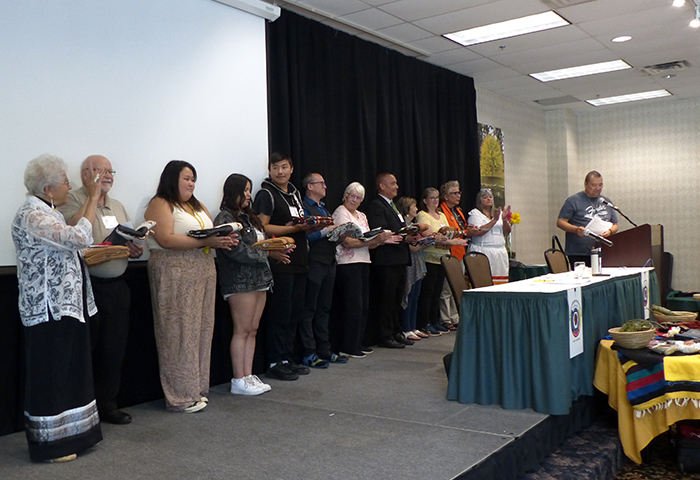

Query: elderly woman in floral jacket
[12,154,104,463]
[215,174,291,396]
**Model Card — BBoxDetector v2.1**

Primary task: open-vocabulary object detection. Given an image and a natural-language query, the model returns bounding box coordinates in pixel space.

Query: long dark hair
[220,173,263,230]
[152,160,204,211]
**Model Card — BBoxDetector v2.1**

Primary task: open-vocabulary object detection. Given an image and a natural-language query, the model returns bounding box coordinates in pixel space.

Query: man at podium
[556,171,618,266]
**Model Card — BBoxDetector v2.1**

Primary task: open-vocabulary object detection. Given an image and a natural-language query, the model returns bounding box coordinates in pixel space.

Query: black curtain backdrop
[266,10,481,208]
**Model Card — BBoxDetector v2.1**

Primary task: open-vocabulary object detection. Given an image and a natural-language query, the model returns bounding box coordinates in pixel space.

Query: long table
[447,268,659,415]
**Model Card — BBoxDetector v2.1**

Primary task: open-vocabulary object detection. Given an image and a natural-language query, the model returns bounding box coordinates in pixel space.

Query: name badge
[102,215,119,230]
[287,204,303,218]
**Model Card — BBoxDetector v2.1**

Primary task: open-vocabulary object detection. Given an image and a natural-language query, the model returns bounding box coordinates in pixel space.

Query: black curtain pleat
[266,10,481,208]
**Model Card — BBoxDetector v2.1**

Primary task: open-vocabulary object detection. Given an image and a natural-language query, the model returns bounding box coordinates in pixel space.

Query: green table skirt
[447,270,659,415]
[665,290,700,313]
[509,264,550,282]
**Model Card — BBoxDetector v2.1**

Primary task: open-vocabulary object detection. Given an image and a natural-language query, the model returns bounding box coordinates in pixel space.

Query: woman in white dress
[467,188,512,285]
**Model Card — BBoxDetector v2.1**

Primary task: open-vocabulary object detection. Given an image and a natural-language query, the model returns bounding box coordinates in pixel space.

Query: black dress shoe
[395,334,414,346]
[377,338,406,349]
[286,360,310,375]
[101,409,132,425]
[266,363,298,381]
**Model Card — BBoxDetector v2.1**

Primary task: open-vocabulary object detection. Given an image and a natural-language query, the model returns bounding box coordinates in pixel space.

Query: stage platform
[0,334,597,480]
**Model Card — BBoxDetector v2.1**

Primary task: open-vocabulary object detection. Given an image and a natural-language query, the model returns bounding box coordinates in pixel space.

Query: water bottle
[591,247,601,275]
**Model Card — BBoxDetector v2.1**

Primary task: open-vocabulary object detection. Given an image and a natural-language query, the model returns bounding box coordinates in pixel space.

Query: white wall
[1,0,270,266]
[475,87,550,266]
[477,85,700,291]
[574,98,700,291]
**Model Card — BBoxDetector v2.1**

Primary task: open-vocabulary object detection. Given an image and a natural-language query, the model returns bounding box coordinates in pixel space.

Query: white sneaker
[247,374,271,392]
[230,377,264,396]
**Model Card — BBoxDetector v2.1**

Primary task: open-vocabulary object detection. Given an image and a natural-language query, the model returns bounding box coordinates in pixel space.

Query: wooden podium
[601,224,667,301]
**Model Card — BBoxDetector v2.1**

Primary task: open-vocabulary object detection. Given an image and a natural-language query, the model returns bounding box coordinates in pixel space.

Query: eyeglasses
[61,178,71,185]
[309,181,326,187]
[426,196,440,201]
[347,193,363,201]
[85,168,117,175]
[449,191,462,196]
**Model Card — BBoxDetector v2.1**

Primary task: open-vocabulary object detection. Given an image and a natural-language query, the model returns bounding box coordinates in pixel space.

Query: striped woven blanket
[617,349,700,416]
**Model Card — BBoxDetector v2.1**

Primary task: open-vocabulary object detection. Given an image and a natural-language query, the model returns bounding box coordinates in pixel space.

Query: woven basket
[652,311,698,323]
[608,327,656,349]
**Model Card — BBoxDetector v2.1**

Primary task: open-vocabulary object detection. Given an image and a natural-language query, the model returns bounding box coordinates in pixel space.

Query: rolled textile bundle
[252,236,295,251]
[83,245,130,266]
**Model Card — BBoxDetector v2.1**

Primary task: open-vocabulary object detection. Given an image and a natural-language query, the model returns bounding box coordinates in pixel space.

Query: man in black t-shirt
[253,152,315,381]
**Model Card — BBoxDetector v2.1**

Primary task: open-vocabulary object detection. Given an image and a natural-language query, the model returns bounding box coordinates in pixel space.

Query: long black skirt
[23,316,102,462]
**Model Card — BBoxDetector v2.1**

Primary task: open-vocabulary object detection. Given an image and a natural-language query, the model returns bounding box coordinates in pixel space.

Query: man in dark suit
[367,172,419,349]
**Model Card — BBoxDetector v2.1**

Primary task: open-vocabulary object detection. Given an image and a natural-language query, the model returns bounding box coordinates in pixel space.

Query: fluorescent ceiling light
[530,60,631,82]
[444,11,569,47]
[611,35,631,43]
[586,89,671,107]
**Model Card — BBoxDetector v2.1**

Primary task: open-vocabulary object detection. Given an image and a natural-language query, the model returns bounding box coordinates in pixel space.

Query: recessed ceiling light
[586,89,672,107]
[611,35,631,43]
[673,0,686,7]
[530,60,631,82]
[444,11,570,47]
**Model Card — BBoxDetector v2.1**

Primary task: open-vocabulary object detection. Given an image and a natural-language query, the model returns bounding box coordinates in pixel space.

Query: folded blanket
[617,350,700,415]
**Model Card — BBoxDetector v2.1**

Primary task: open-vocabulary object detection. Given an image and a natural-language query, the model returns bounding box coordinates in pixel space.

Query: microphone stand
[603,201,637,227]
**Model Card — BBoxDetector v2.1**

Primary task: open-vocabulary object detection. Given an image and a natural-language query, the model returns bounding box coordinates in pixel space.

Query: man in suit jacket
[367,172,419,349]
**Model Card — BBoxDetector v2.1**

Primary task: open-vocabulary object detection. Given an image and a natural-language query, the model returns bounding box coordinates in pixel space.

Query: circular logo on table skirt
[643,282,649,308]
[570,300,581,338]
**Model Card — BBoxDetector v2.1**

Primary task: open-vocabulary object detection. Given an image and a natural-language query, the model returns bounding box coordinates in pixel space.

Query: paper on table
[585,216,612,235]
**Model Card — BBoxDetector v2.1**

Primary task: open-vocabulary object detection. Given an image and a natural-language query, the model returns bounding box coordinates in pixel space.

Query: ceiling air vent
[640,60,691,76]
[534,95,580,106]
[540,0,597,8]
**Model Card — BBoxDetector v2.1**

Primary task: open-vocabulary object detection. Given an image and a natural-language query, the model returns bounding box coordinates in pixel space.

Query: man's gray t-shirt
[558,191,618,256]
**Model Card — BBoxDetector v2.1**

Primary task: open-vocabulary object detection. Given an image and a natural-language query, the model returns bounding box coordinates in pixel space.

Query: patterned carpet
[519,421,623,480]
[518,421,700,480]
[613,431,700,480]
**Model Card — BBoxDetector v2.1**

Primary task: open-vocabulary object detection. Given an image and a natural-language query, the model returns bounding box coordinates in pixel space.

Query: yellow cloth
[594,339,700,464]
[665,355,700,382]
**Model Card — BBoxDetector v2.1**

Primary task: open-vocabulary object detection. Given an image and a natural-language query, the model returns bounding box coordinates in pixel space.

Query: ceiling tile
[283,0,368,17]
[279,0,700,110]
[378,0,493,22]
[339,7,404,30]
[448,57,504,76]
[413,0,550,36]
[464,24,590,57]
[558,0,673,24]
[407,36,462,56]
[421,47,482,67]
[467,66,523,83]
[375,22,433,43]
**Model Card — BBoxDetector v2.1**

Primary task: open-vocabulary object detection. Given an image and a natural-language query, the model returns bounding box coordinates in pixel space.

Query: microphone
[584,229,613,247]
[600,198,619,210]
[600,197,638,227]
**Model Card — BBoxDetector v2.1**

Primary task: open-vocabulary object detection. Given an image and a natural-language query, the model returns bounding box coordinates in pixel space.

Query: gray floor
[0,334,547,480]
